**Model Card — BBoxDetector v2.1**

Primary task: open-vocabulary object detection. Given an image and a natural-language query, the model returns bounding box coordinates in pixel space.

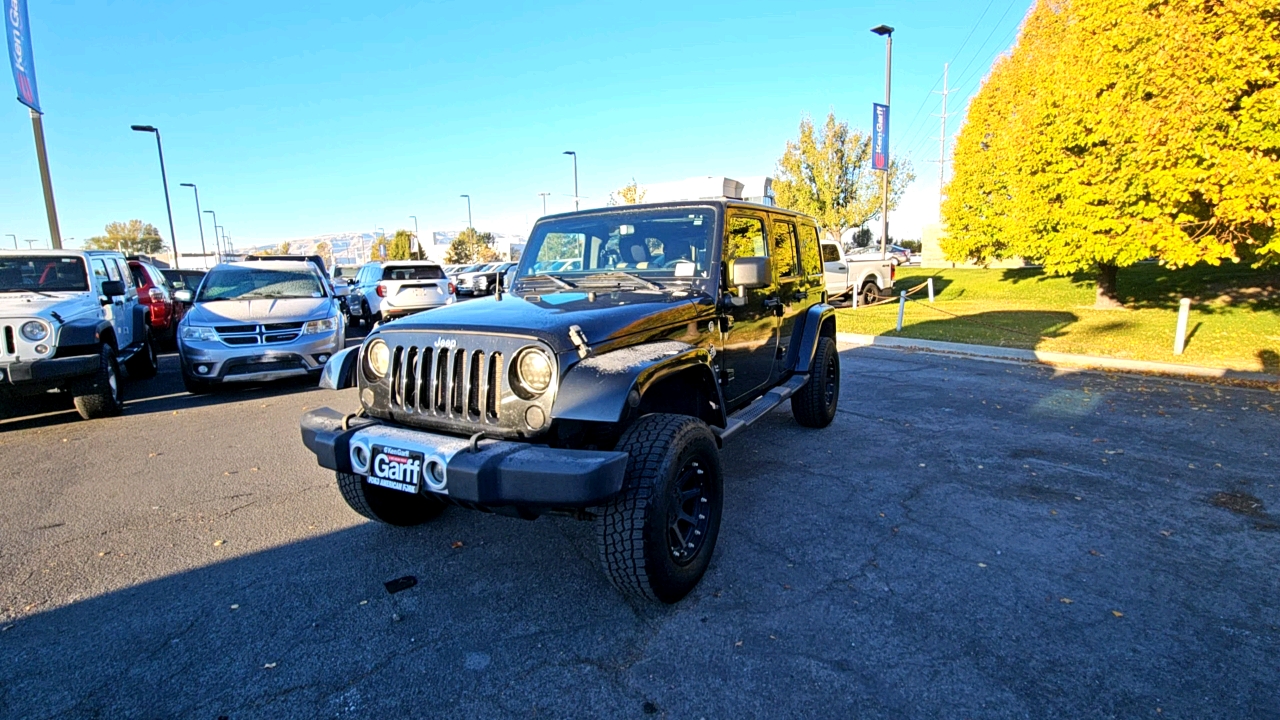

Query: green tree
[314,241,333,268]
[944,0,1280,307]
[445,228,499,264]
[608,179,647,205]
[386,230,414,261]
[83,220,166,255]
[773,112,915,242]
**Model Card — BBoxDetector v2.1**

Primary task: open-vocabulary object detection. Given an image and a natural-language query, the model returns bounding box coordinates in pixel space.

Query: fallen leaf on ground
[451,541,464,549]
[1160,530,1173,537]
[734,641,743,647]
[213,539,225,547]
[1112,610,1124,618]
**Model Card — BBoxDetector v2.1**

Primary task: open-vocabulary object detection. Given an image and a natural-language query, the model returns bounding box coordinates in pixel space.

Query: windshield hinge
[568,325,590,359]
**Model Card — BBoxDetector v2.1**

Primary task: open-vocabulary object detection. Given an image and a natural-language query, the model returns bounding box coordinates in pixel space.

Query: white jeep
[0,250,158,420]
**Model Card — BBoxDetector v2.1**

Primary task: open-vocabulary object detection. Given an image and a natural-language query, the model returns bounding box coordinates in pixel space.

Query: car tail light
[890,264,896,282]
[376,283,387,298]
[448,282,456,295]
[148,287,165,303]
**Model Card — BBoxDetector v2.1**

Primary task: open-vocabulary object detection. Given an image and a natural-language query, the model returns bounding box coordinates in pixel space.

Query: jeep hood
[187,298,332,325]
[382,291,711,354]
[0,292,100,322]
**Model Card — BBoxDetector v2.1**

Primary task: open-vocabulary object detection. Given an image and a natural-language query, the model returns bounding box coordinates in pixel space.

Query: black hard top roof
[535,199,815,224]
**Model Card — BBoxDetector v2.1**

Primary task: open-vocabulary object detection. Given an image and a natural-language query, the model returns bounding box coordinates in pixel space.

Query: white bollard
[927,277,935,303]
[1173,297,1191,355]
[897,291,907,332]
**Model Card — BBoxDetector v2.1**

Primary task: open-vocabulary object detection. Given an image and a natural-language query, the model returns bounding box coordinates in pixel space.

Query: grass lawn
[835,264,1280,372]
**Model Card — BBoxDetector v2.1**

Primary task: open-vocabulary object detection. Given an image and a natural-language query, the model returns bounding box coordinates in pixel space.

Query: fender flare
[791,303,837,374]
[552,343,727,427]
[57,318,113,355]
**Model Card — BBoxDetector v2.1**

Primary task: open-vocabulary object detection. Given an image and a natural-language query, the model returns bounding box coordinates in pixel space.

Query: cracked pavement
[1,345,1278,718]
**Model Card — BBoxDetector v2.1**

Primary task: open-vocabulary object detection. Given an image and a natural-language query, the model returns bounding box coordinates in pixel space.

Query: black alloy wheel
[667,458,714,566]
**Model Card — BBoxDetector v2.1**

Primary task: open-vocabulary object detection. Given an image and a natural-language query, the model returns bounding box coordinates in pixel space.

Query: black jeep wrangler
[300,200,839,602]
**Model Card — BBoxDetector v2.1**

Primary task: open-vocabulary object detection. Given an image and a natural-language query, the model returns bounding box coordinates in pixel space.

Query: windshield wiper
[0,288,56,298]
[579,271,664,291]
[519,274,576,290]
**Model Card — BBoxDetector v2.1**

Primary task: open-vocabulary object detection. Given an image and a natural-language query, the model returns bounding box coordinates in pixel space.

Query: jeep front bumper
[300,407,628,507]
[0,355,99,394]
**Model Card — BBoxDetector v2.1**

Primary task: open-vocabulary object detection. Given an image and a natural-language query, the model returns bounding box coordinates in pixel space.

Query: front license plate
[368,445,424,494]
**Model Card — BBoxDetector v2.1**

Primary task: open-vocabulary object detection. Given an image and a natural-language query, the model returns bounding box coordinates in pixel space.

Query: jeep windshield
[519,207,716,289]
[197,266,326,301]
[0,256,90,292]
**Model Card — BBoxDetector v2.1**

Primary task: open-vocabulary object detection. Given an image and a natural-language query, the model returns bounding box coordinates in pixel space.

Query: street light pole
[538,192,550,215]
[131,125,180,268]
[5,234,16,249]
[204,210,222,262]
[562,151,578,210]
[24,239,40,249]
[871,25,894,260]
[460,195,472,230]
[179,183,210,269]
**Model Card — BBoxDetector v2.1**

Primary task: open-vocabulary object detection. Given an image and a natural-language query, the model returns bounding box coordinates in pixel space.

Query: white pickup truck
[820,240,895,306]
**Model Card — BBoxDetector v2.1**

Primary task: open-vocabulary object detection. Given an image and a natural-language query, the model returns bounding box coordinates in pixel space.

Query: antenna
[931,63,951,215]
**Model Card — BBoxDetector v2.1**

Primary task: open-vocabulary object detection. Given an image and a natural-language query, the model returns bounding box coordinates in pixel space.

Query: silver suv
[349,261,455,326]
[174,260,346,393]
[0,249,158,419]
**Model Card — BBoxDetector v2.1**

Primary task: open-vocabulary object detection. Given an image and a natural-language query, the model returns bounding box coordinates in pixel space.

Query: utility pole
[180,184,209,268]
[563,151,578,210]
[5,234,16,249]
[931,63,951,213]
[204,210,222,262]
[538,192,550,216]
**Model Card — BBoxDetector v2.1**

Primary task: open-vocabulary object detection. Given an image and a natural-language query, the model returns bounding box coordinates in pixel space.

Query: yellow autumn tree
[944,0,1280,307]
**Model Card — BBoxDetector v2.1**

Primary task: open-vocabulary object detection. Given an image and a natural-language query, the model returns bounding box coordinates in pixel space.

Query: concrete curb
[836,332,1280,388]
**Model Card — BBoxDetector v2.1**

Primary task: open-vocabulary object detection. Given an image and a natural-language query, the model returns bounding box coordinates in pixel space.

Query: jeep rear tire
[125,332,158,379]
[73,344,124,420]
[792,336,839,428]
[336,471,447,526]
[597,413,723,604]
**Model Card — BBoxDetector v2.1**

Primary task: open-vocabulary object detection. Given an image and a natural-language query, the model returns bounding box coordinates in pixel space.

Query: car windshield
[0,256,90,292]
[197,266,325,301]
[333,266,359,280]
[520,207,715,283]
[382,265,445,281]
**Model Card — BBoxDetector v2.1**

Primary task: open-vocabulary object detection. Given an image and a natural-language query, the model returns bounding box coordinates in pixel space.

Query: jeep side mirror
[173,289,194,304]
[727,257,771,290]
[100,280,126,298]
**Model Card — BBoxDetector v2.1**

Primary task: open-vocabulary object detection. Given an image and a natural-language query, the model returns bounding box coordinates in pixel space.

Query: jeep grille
[371,332,556,437]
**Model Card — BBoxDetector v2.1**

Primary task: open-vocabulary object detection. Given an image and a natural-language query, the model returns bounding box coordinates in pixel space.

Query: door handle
[763,297,783,315]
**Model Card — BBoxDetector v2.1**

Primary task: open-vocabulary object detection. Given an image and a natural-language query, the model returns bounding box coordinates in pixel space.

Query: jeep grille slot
[450,350,466,416]
[467,351,484,419]
[486,353,502,420]
[3,326,14,356]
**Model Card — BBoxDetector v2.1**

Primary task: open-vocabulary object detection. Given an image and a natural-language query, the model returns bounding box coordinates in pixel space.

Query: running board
[715,374,809,443]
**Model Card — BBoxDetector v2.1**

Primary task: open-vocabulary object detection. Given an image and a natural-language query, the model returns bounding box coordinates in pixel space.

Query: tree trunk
[1095,263,1123,309]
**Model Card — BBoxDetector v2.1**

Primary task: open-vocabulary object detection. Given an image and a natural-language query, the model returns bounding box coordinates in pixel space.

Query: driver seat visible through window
[616,236,652,269]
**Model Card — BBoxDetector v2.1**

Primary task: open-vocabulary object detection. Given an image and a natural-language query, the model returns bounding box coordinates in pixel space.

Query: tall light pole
[538,192,550,215]
[24,239,41,249]
[131,125,180,268]
[179,183,210,269]
[5,234,16,249]
[409,215,419,258]
[204,210,222,262]
[871,25,894,259]
[460,195,472,230]
[562,151,578,210]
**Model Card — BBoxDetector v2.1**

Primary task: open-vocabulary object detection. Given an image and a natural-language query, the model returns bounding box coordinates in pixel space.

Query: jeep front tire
[73,344,124,420]
[336,471,446,526]
[597,413,723,603]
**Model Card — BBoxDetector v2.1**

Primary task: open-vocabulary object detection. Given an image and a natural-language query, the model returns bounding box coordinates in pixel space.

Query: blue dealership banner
[5,0,41,112]
[872,103,889,170]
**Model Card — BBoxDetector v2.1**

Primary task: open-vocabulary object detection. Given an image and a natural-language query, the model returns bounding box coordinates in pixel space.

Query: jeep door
[769,217,810,382]
[719,213,779,407]
[91,257,133,349]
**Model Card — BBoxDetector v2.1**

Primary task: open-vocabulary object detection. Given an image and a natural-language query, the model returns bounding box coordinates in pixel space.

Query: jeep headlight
[180,325,218,342]
[20,320,50,342]
[365,339,390,379]
[302,316,337,334]
[514,347,553,396]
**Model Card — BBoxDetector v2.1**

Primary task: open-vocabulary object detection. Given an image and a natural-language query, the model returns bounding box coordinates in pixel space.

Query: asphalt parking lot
[2,343,1278,719]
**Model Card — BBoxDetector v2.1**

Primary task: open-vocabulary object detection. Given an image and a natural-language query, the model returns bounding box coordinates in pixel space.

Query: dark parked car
[300,199,839,604]
[160,268,207,292]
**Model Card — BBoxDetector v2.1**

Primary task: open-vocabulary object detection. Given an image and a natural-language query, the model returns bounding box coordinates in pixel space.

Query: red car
[128,259,185,340]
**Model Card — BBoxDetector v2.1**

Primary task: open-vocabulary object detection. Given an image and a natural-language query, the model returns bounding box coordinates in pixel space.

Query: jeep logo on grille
[433,337,457,350]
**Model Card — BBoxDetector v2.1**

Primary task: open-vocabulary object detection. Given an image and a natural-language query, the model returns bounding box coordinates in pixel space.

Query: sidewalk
[836,332,1280,388]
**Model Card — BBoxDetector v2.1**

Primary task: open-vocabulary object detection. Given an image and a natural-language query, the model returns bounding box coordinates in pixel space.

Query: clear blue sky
[1,0,1030,251]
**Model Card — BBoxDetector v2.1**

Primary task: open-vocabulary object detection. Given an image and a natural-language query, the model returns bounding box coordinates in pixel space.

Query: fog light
[425,460,447,491]
[317,354,330,363]
[35,344,50,354]
[525,405,546,430]
[196,364,211,375]
[0,370,6,381]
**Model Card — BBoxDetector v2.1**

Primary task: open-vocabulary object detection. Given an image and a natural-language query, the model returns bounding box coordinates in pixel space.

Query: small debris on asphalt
[213,539,225,547]
[734,640,743,647]
[230,604,239,610]
[451,541,464,549]
[978,563,987,568]
[1160,530,1173,537]
[1112,611,1124,617]
[1,624,14,632]
[359,600,368,605]
[384,576,417,594]
[392,613,402,622]
[263,662,277,669]
[1060,598,1074,604]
